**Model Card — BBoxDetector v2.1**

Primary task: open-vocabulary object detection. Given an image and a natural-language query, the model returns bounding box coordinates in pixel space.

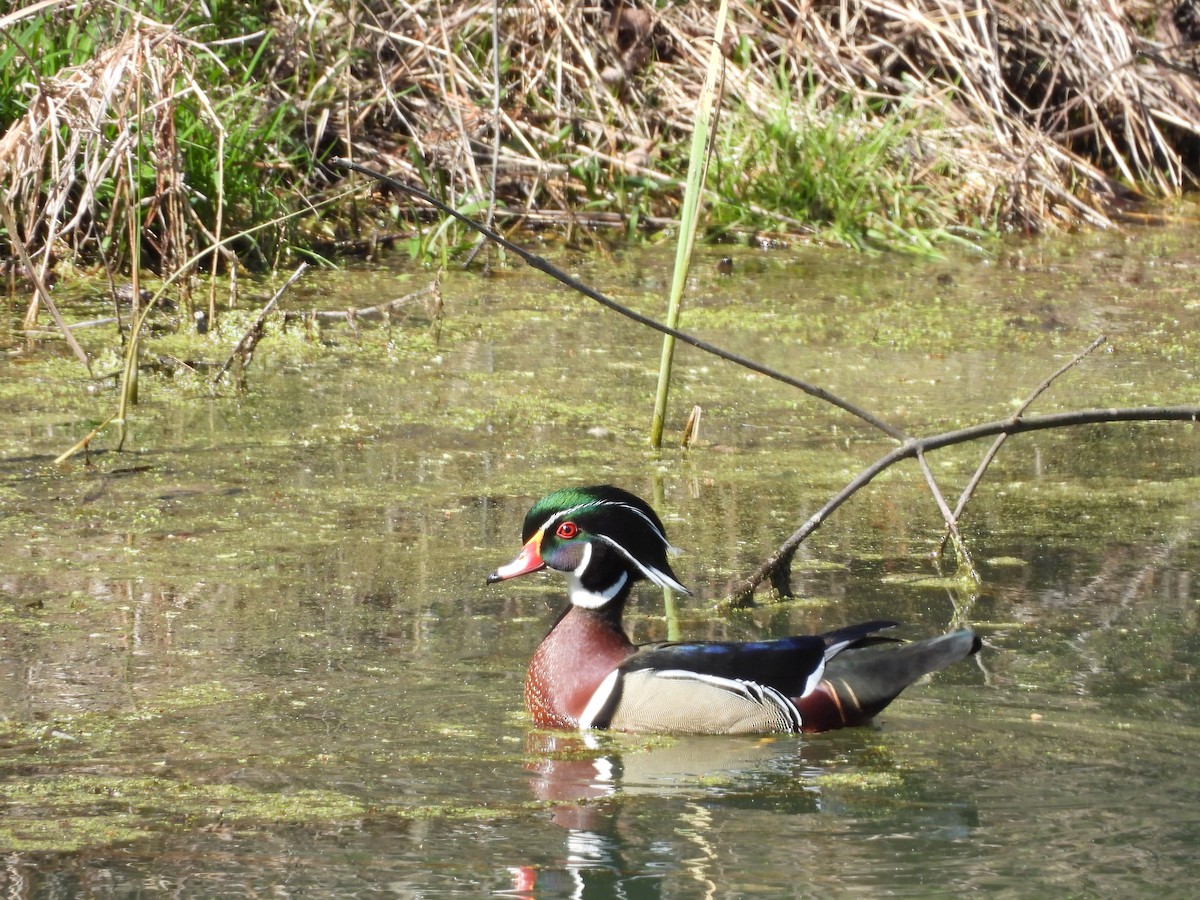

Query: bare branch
[729,404,1200,607]
[211,263,308,386]
[331,158,907,440]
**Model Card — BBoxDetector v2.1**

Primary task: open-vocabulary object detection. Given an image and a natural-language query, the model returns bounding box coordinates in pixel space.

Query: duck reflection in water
[510,730,979,896]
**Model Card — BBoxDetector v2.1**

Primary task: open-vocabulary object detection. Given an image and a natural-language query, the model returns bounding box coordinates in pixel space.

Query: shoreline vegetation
[3,0,1200,293]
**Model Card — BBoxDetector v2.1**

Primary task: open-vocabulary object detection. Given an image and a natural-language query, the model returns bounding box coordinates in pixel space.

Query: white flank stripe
[803,637,854,698]
[801,658,827,698]
[579,670,621,729]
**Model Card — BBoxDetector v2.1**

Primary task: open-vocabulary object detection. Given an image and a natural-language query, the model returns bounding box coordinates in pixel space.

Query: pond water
[2,227,1199,895]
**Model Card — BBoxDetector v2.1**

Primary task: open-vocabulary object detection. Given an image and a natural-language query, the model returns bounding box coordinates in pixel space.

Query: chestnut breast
[525,606,635,729]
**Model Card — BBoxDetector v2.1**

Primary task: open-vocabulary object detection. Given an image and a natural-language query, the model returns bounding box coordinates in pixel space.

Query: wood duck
[487,485,981,735]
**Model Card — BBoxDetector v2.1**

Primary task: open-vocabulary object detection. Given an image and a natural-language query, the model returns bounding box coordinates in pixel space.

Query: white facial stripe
[541,498,675,554]
[537,502,592,534]
[595,500,672,546]
[594,533,690,595]
[540,495,691,598]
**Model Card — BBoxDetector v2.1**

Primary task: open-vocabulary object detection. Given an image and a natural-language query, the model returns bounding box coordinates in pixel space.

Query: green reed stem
[649,0,727,448]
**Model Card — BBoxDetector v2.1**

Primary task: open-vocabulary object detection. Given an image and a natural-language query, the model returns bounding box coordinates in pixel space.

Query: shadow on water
[2,228,1200,894]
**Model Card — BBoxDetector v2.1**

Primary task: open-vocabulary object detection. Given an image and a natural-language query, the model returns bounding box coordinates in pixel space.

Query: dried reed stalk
[1,7,223,322]
[335,0,1200,233]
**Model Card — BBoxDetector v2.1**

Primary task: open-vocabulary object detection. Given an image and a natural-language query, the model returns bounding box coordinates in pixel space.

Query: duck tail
[796,630,981,733]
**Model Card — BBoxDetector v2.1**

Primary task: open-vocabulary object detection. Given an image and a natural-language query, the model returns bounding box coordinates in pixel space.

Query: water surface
[2,229,1199,894]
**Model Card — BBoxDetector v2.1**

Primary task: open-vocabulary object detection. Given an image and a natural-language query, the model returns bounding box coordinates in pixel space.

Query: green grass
[709,82,982,252]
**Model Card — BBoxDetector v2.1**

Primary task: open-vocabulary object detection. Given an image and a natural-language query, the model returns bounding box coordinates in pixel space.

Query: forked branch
[331,161,1193,609]
[729,405,1200,607]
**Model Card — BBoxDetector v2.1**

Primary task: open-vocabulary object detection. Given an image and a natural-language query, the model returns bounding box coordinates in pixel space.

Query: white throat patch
[567,570,628,609]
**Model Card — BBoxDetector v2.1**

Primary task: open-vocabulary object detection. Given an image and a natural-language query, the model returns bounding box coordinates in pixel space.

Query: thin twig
[936,334,1107,554]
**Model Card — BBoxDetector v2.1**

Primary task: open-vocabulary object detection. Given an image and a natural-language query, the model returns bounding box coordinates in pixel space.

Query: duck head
[487,485,691,608]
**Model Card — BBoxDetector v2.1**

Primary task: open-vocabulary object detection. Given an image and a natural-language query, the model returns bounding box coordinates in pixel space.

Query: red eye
[555,522,578,539]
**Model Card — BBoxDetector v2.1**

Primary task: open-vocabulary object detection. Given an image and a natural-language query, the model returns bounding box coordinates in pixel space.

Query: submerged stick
[729,404,1200,606]
[211,263,308,386]
[3,204,92,373]
[280,285,439,323]
[330,158,906,440]
[53,412,119,465]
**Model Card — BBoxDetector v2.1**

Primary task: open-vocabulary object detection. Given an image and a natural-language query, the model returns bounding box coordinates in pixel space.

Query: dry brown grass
[0,3,231,324]
[4,0,1200,293]
[325,0,1200,234]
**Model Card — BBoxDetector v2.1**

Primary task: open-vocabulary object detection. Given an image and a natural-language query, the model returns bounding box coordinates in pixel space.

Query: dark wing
[623,619,899,696]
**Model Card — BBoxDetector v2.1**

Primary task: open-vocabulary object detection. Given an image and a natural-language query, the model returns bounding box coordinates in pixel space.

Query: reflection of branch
[730,404,1200,607]
[937,335,1107,556]
[1028,503,1200,687]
